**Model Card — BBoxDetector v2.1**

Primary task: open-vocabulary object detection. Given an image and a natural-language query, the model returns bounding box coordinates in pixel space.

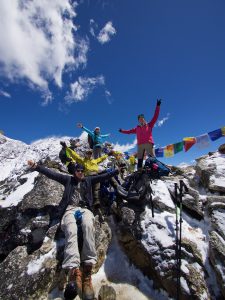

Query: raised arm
[148,99,161,127]
[77,123,94,138]
[27,160,69,185]
[119,127,137,134]
[90,169,119,185]
[66,147,84,165]
[100,133,110,139]
[93,154,108,165]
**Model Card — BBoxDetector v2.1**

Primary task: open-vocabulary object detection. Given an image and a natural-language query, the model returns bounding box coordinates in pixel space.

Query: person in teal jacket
[77,123,110,159]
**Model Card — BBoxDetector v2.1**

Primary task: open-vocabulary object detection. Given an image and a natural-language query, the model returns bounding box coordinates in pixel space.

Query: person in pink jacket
[119,99,161,169]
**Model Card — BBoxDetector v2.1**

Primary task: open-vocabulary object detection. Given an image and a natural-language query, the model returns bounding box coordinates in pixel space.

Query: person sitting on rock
[27,159,120,300]
[64,145,128,204]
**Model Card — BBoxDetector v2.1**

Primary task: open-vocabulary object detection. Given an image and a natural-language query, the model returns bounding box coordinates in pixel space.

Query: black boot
[64,267,82,299]
[137,158,143,170]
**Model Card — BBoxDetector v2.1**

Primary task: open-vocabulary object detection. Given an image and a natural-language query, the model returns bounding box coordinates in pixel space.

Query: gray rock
[209,231,225,298]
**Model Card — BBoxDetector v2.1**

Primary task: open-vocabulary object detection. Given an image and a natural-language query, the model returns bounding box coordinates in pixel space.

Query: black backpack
[59,147,72,165]
[88,134,94,149]
[144,157,171,179]
[124,171,153,203]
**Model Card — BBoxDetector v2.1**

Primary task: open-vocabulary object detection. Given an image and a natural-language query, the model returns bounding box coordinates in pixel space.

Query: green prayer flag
[174,141,184,154]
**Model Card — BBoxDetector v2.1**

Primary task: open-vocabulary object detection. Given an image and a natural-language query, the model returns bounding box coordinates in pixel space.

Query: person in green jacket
[77,123,110,159]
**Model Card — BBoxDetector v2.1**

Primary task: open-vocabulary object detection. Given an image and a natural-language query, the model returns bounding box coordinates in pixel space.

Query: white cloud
[0,89,11,98]
[97,21,116,44]
[113,139,137,153]
[90,19,98,37]
[65,75,105,103]
[105,89,114,104]
[0,0,89,103]
[156,113,170,127]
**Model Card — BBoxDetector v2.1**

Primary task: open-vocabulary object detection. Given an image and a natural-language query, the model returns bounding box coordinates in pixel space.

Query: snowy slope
[0,134,80,207]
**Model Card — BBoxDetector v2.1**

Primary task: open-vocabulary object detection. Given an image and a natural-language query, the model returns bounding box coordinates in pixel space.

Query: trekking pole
[176,180,188,300]
[174,182,180,300]
[147,180,154,218]
[150,191,154,218]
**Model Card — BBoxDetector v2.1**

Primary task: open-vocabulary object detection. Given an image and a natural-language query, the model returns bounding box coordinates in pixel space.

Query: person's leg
[61,209,82,297]
[80,208,97,265]
[93,146,102,159]
[137,144,145,169]
[145,143,155,157]
[61,210,80,269]
[80,208,96,299]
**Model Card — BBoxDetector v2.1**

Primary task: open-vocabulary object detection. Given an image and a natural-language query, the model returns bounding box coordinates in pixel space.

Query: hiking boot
[116,185,128,197]
[58,269,67,291]
[82,264,95,300]
[68,267,82,298]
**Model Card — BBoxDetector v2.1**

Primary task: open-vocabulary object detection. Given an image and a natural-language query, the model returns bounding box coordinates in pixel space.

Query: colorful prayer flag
[174,141,184,154]
[183,137,196,152]
[164,144,174,157]
[155,148,164,157]
[196,134,210,149]
[221,126,225,136]
[208,128,222,141]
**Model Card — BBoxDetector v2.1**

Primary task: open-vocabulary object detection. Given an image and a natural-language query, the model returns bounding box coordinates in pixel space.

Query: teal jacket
[83,126,110,148]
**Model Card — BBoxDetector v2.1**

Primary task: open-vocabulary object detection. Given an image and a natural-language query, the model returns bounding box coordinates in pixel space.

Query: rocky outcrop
[0,163,112,299]
[114,151,225,300]
[0,136,225,300]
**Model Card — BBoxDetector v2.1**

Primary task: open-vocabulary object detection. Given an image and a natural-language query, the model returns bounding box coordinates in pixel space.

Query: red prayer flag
[183,137,196,152]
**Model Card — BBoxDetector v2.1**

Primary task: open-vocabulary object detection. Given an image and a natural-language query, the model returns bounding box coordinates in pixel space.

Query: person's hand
[118,128,122,132]
[77,123,83,128]
[157,99,162,106]
[27,160,37,168]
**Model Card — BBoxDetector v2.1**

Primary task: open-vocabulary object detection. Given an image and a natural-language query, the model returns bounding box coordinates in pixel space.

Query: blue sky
[0,0,224,166]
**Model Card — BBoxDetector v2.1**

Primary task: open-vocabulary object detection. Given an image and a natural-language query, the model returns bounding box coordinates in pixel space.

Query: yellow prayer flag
[164,144,174,157]
[221,126,225,136]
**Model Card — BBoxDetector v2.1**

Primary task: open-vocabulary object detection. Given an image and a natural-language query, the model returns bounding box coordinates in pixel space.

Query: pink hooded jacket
[120,104,160,145]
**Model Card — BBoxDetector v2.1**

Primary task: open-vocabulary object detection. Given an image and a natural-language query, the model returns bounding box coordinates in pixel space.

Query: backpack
[144,156,171,178]
[59,147,72,165]
[88,134,94,149]
[124,171,152,202]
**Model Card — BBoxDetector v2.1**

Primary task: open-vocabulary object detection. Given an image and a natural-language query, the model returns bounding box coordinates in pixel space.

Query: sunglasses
[76,169,84,173]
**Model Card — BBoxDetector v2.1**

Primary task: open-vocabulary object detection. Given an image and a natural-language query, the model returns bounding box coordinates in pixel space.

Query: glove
[157,99,162,106]
[60,141,67,148]
[118,128,122,132]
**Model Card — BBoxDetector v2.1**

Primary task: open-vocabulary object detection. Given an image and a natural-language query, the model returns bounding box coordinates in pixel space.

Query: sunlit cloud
[90,19,98,37]
[0,0,88,104]
[156,113,170,127]
[105,89,114,104]
[0,89,11,98]
[65,75,105,103]
[113,139,137,153]
[97,21,116,44]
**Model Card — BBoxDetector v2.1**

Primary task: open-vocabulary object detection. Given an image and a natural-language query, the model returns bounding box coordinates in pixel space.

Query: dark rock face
[0,164,112,299]
[0,149,225,300]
